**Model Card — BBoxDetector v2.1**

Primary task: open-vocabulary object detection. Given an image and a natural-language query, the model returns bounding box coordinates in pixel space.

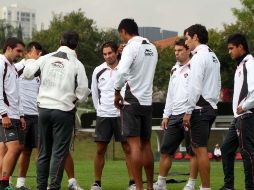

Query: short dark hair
[118,18,139,36]
[175,38,189,50]
[60,30,79,50]
[101,41,118,55]
[227,33,249,53]
[184,24,208,44]
[26,41,43,53]
[3,37,25,53]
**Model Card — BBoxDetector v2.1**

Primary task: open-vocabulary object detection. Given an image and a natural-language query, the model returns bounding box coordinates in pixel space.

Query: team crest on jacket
[184,73,188,78]
[238,71,241,77]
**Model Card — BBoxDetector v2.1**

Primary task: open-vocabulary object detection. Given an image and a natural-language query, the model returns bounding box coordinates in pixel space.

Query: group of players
[0,17,254,190]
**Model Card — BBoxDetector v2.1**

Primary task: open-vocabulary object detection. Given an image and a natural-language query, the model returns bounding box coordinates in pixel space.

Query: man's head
[26,41,43,60]
[184,24,208,51]
[118,18,139,43]
[60,30,79,50]
[227,33,249,60]
[174,38,190,64]
[3,37,25,63]
[101,41,118,66]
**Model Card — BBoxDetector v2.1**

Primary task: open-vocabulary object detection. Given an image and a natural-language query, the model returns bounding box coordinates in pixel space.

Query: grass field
[11,132,245,190]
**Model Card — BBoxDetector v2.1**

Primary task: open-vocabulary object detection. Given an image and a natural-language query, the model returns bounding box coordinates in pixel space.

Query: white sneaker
[127,184,136,190]
[68,183,84,190]
[90,183,102,190]
[183,185,195,190]
[153,182,167,190]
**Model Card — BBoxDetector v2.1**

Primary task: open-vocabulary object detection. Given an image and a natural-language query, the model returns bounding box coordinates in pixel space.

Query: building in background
[138,27,177,42]
[0,4,36,39]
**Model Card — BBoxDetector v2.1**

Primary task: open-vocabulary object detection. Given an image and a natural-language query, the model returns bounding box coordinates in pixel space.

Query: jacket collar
[191,44,209,55]
[57,46,77,58]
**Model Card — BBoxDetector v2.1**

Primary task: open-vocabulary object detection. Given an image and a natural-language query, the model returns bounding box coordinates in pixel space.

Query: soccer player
[0,37,26,190]
[183,24,221,190]
[114,18,158,190]
[23,30,90,190]
[90,41,133,190]
[153,38,198,190]
[220,33,254,190]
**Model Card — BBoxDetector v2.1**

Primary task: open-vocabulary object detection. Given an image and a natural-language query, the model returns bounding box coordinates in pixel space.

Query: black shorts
[95,117,126,143]
[160,114,193,155]
[19,115,38,148]
[189,107,216,148]
[121,104,152,139]
[0,119,20,143]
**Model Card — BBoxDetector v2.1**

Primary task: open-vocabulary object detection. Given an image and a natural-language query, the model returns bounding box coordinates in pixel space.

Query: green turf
[11,134,245,189]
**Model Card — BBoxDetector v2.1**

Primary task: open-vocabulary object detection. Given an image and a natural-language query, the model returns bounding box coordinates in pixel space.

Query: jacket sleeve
[75,62,90,103]
[242,61,254,111]
[23,56,44,80]
[185,55,205,114]
[114,45,137,90]
[0,63,8,116]
[163,78,173,118]
[91,69,98,110]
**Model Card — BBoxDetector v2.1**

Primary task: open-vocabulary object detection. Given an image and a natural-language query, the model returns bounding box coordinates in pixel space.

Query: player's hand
[161,118,169,130]
[114,90,124,109]
[117,44,126,55]
[183,113,191,129]
[2,116,11,128]
[237,106,244,114]
[20,117,26,130]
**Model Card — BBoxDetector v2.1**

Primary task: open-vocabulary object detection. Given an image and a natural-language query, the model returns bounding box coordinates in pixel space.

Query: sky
[0,0,243,34]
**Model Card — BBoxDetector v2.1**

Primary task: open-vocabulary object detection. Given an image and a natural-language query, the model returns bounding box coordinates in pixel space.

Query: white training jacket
[163,62,190,118]
[23,46,90,112]
[185,44,221,114]
[114,36,158,106]
[233,54,254,118]
[0,54,24,119]
[15,59,40,115]
[91,62,126,117]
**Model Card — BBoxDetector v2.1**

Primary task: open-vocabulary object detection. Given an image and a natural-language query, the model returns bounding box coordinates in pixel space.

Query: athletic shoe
[127,184,136,190]
[68,183,84,190]
[153,182,167,190]
[90,183,102,190]
[15,186,31,190]
[183,184,195,190]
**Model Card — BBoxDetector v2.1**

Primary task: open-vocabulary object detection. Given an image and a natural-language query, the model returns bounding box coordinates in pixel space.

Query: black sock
[95,180,101,187]
[129,180,135,186]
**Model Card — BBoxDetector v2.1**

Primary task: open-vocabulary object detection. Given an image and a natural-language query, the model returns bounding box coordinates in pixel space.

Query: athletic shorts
[188,106,216,148]
[160,114,193,155]
[95,117,126,143]
[0,119,20,143]
[19,115,38,148]
[121,104,152,139]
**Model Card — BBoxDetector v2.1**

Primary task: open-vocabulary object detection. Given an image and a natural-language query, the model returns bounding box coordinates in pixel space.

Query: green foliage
[32,10,119,83]
[154,46,175,91]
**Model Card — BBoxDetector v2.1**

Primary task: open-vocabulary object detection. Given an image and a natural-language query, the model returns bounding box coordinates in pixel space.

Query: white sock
[200,187,211,190]
[157,175,166,186]
[68,178,77,186]
[186,178,196,187]
[16,177,26,188]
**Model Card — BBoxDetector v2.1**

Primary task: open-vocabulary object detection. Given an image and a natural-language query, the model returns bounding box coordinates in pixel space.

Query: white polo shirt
[15,59,40,115]
[91,62,123,117]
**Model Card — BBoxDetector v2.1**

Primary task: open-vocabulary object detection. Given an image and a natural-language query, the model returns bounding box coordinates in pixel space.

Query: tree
[17,23,23,41]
